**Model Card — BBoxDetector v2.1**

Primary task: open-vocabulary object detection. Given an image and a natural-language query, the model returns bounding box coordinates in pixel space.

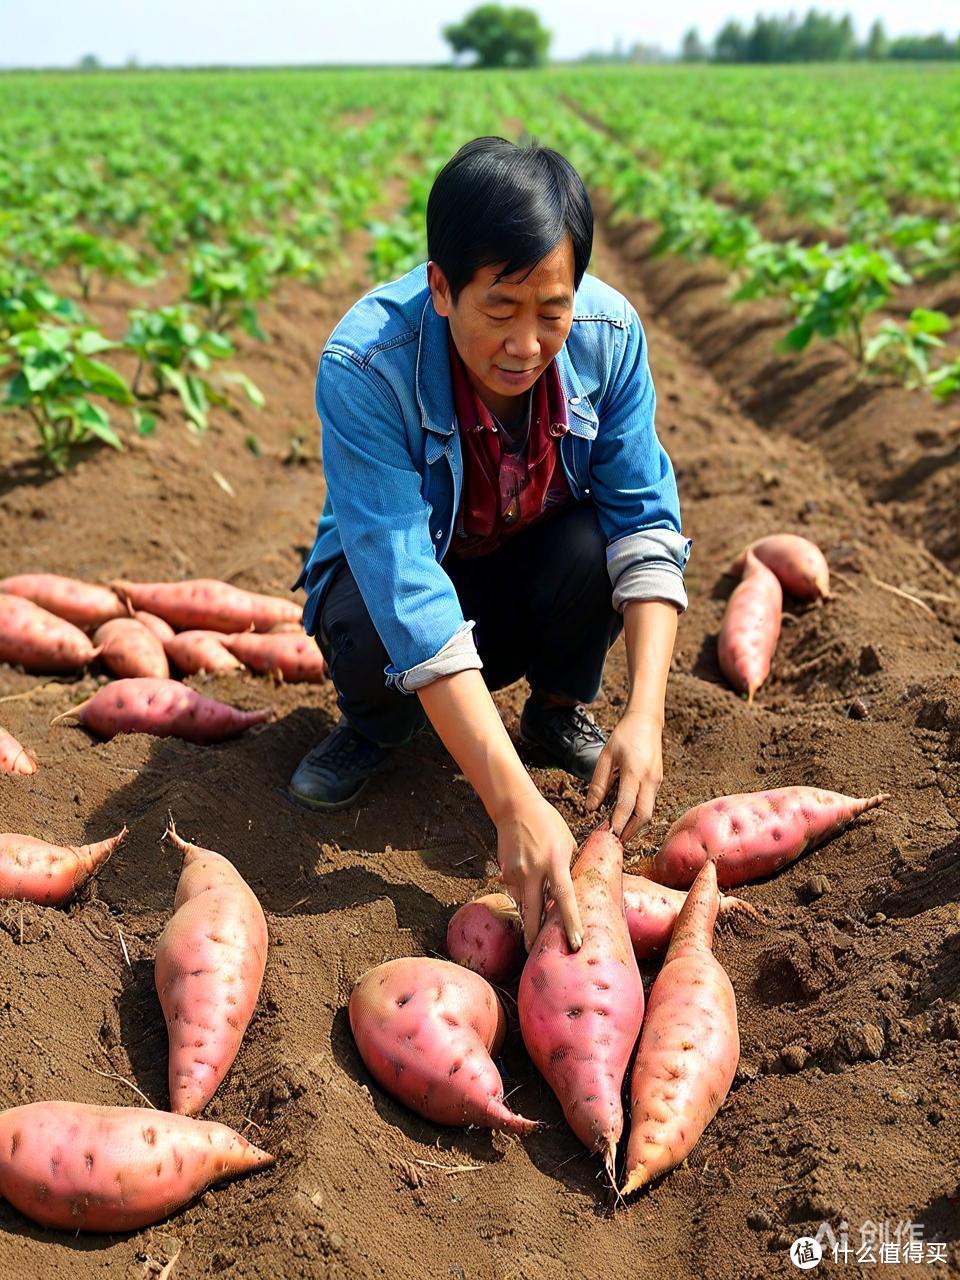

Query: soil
[1,197,959,1280]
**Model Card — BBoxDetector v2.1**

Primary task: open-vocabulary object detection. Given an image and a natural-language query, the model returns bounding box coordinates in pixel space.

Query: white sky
[0,0,956,68]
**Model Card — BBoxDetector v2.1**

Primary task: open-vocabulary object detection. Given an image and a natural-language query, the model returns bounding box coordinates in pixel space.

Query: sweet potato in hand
[518,825,643,1181]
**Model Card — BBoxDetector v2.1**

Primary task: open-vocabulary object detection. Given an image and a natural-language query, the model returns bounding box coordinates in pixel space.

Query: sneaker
[288,718,393,811]
[519,696,607,782]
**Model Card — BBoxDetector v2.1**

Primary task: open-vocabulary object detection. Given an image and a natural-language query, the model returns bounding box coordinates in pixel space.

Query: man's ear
[427,260,452,318]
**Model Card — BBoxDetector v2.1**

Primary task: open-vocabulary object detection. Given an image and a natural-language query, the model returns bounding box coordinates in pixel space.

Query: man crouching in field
[291,137,690,950]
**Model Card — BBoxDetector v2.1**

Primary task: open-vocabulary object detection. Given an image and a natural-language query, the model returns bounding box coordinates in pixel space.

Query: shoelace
[308,725,378,770]
[543,704,604,749]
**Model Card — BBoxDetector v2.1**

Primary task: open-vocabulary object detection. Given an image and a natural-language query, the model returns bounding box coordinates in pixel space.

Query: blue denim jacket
[294,263,691,693]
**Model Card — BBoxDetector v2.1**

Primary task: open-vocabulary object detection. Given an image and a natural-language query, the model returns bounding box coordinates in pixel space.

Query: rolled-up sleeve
[317,351,482,691]
[587,306,691,612]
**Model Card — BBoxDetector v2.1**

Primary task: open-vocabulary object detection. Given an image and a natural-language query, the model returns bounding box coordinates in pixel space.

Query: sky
[0,0,956,68]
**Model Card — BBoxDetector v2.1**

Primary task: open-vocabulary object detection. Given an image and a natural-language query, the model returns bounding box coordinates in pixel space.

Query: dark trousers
[315,502,624,747]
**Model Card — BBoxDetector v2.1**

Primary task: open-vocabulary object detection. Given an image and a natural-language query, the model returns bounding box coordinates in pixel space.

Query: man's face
[428,235,576,419]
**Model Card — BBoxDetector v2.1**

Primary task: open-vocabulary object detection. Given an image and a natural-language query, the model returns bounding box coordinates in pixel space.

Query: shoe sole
[286,775,373,812]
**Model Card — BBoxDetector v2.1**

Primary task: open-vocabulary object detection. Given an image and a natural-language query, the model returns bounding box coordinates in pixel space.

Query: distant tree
[888,31,958,59]
[714,19,747,62]
[680,27,708,62]
[77,53,101,71]
[443,5,551,68]
[864,19,888,59]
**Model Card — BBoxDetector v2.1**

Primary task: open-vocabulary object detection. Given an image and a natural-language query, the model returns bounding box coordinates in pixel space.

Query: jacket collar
[415,297,599,441]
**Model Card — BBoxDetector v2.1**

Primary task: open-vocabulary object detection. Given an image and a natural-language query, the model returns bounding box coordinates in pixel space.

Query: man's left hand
[584,708,664,844]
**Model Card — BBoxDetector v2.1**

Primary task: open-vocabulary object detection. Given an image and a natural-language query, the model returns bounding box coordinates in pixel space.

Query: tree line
[681,13,960,63]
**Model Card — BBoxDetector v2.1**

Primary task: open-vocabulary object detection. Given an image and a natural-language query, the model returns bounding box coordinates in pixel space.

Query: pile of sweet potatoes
[350,781,887,1201]
[0,571,322,761]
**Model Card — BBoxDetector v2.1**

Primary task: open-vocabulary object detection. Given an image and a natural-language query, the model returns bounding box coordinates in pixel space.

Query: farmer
[291,137,690,950]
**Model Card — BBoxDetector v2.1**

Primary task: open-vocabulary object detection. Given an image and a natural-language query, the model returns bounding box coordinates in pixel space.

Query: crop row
[2,66,958,470]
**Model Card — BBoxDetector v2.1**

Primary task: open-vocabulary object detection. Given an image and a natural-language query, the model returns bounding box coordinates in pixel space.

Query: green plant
[865,308,951,387]
[123,304,262,431]
[2,323,131,469]
[781,245,912,363]
[929,358,960,401]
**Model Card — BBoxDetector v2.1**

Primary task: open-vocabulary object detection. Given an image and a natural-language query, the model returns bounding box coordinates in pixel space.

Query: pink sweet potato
[165,630,243,675]
[0,573,124,629]
[0,594,100,673]
[132,610,176,644]
[732,534,830,601]
[0,827,126,905]
[623,873,758,960]
[717,548,782,702]
[0,1101,273,1231]
[94,618,170,680]
[446,893,524,985]
[156,822,268,1115]
[112,578,302,633]
[54,677,272,743]
[0,726,36,775]
[447,878,759,972]
[224,631,326,683]
[621,860,739,1195]
[633,787,888,889]
[349,956,535,1133]
[518,825,644,1181]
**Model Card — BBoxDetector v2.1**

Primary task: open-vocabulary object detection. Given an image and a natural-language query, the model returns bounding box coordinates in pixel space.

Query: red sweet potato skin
[0,1101,273,1232]
[622,860,740,1195]
[349,957,535,1134]
[518,826,644,1179]
[0,595,100,673]
[62,678,272,743]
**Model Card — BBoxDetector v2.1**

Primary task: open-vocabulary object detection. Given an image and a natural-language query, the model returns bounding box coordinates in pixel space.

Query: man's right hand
[495,791,583,953]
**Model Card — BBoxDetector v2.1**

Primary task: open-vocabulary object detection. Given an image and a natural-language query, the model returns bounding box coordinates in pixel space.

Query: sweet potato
[94,618,170,680]
[0,594,100,673]
[156,822,268,1115]
[0,828,126,905]
[349,956,535,1133]
[0,573,124,629]
[111,578,302,633]
[54,677,272,743]
[517,825,644,1181]
[165,630,243,675]
[224,631,326,683]
[717,548,782,702]
[0,1101,273,1231]
[623,873,758,960]
[633,787,889,889]
[132,610,177,644]
[446,893,524,985]
[732,534,830,601]
[0,726,36,775]
[621,860,739,1195]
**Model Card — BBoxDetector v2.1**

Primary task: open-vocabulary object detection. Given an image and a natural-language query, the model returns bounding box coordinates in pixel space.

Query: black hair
[426,136,593,302]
